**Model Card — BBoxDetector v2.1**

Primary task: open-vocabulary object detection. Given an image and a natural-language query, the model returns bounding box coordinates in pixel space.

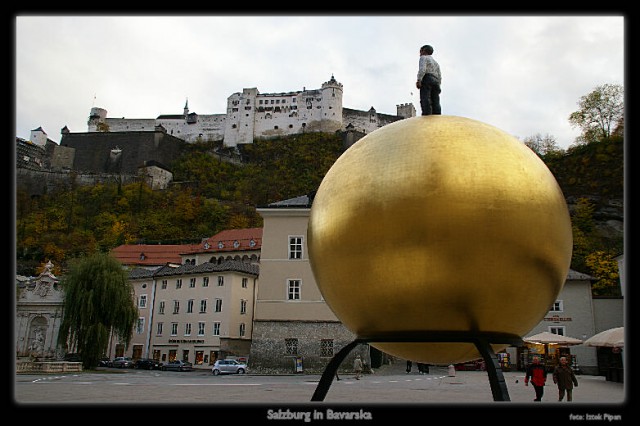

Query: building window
[198,322,205,336]
[239,323,246,337]
[185,323,192,336]
[242,277,248,288]
[321,339,334,357]
[136,318,145,334]
[173,300,180,314]
[215,299,223,312]
[287,279,301,300]
[285,338,298,355]
[203,276,209,287]
[138,294,147,308]
[213,322,221,336]
[187,299,194,313]
[158,301,165,314]
[240,299,247,314]
[176,279,182,289]
[550,300,564,312]
[156,322,163,336]
[161,280,167,290]
[190,278,196,288]
[171,323,178,336]
[289,236,303,259]
[549,326,566,335]
[218,276,224,286]
[200,299,207,313]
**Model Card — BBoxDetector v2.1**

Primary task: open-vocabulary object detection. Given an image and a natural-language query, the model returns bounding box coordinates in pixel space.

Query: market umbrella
[523,331,583,359]
[583,327,624,348]
[523,331,583,346]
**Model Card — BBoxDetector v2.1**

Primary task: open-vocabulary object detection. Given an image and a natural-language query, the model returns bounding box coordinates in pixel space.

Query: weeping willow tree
[57,253,137,370]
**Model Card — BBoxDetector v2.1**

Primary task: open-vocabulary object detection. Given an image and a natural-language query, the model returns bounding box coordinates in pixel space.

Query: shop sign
[168,339,205,344]
[543,314,572,322]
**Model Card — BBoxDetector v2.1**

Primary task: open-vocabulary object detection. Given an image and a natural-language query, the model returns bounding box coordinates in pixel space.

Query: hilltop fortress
[87,75,415,147]
[17,76,414,195]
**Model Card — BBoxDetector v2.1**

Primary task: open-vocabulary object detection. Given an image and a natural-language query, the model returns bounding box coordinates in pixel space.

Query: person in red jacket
[525,356,548,401]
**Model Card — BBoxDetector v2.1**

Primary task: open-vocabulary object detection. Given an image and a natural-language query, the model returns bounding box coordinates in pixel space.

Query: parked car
[212,359,248,375]
[64,353,82,362]
[161,360,193,371]
[135,358,161,370]
[98,357,112,367]
[112,357,135,368]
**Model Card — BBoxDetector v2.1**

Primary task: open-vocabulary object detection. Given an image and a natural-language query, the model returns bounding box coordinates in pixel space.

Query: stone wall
[248,320,369,374]
[16,168,141,196]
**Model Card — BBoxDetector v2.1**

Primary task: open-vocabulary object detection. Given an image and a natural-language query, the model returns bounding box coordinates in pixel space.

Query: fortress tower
[87,107,108,132]
[318,75,343,132]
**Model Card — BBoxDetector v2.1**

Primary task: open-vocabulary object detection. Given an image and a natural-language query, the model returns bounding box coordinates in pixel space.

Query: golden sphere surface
[307,115,573,364]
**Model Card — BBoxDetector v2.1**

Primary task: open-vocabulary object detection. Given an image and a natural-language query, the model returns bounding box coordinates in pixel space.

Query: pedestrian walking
[524,356,547,401]
[406,360,412,373]
[354,355,363,380]
[416,44,442,116]
[553,356,579,401]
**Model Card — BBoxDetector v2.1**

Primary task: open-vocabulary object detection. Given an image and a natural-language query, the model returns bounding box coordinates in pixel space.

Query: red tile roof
[110,244,187,266]
[186,227,263,254]
[111,228,263,266]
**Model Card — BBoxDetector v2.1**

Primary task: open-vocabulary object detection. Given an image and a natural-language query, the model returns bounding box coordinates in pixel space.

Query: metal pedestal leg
[310,332,522,402]
[311,339,359,401]
[474,338,511,401]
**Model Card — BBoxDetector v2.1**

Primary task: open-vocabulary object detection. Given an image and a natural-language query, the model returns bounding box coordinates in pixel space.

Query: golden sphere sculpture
[307,115,572,365]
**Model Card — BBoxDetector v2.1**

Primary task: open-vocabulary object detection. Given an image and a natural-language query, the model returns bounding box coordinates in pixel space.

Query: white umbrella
[583,327,624,348]
[523,331,583,346]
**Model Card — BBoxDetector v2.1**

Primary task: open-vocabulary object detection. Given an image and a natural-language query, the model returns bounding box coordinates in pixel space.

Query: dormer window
[140,253,146,261]
[218,242,224,249]
[233,240,240,248]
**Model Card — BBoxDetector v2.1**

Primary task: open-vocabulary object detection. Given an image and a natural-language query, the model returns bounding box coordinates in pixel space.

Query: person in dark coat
[553,356,579,401]
[525,356,547,401]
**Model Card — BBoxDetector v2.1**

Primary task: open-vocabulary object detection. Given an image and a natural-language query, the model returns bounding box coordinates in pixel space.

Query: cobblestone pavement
[12,363,630,423]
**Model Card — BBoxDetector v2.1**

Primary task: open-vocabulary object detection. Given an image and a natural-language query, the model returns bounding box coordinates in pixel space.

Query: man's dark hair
[421,45,434,55]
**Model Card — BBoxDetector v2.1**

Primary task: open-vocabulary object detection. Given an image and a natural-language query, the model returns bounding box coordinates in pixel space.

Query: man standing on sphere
[416,44,442,115]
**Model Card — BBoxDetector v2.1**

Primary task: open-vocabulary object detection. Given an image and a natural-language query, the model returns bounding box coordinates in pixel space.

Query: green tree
[57,253,137,370]
[522,133,563,158]
[569,83,624,144]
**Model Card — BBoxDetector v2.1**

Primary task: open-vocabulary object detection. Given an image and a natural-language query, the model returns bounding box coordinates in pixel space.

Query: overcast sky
[15,15,624,149]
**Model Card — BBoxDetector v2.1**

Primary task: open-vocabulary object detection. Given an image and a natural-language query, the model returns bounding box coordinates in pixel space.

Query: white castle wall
[88,76,412,147]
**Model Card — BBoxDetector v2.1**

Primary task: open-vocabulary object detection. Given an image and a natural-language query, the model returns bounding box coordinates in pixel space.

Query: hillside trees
[16,129,622,296]
[15,133,344,275]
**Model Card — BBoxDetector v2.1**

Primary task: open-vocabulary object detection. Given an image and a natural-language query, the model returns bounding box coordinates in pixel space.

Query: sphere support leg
[473,337,511,401]
[311,339,360,402]
[310,332,522,402]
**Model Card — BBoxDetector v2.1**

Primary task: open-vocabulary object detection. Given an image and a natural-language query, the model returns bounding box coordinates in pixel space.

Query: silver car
[212,359,248,375]
[112,357,134,368]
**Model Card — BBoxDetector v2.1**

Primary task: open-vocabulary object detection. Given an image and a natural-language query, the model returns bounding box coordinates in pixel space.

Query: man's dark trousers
[420,74,441,115]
